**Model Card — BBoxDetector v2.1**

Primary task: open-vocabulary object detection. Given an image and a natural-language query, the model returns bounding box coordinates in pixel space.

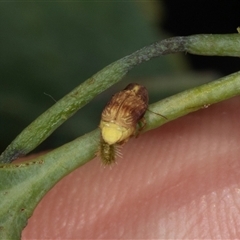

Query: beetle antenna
[147,109,168,120]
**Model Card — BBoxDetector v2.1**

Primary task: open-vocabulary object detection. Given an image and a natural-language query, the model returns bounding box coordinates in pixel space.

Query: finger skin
[22,97,240,239]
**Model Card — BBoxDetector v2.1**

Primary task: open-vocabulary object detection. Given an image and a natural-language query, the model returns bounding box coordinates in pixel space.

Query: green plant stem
[1,34,240,163]
[145,70,240,130]
[1,70,240,239]
[186,34,240,56]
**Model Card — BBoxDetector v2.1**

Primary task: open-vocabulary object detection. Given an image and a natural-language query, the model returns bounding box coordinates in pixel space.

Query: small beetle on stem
[99,83,165,165]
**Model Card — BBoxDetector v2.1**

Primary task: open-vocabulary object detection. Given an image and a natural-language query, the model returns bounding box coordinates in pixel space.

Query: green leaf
[0,130,99,239]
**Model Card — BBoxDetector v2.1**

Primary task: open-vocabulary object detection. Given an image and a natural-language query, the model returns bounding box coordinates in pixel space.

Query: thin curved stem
[1,34,239,163]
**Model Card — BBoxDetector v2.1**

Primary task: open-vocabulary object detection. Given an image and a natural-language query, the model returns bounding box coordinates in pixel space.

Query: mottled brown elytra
[98,83,148,165]
[100,83,148,145]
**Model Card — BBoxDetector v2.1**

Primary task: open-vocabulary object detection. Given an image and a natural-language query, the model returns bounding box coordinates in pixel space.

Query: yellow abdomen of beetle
[100,121,133,145]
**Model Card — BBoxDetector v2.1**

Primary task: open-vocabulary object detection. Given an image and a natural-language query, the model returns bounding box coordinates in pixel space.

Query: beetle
[99,83,148,146]
[98,83,149,165]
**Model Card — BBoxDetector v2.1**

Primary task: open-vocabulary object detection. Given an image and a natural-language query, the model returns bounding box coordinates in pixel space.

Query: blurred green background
[1,1,235,154]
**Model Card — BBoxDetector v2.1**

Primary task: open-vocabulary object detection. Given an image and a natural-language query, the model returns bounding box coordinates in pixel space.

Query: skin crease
[21,97,240,239]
